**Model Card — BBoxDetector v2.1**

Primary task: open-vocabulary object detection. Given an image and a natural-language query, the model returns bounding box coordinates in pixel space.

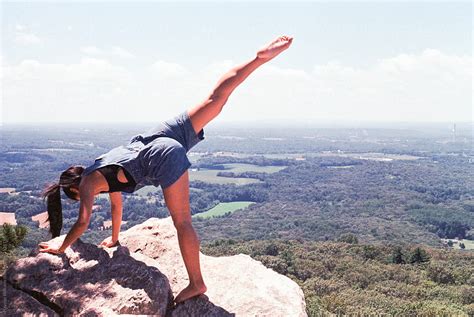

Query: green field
[220,163,287,173]
[135,186,161,197]
[189,170,261,185]
[453,239,474,250]
[189,163,287,185]
[193,201,255,219]
[441,238,474,250]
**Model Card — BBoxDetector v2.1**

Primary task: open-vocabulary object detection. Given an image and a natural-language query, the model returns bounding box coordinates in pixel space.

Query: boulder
[5,238,172,316]
[5,217,307,316]
[121,217,307,316]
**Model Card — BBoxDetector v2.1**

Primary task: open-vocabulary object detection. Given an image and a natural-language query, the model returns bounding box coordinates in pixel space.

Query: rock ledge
[4,217,307,316]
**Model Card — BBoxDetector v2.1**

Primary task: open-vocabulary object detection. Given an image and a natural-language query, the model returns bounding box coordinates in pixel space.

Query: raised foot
[256,35,294,61]
[174,283,208,304]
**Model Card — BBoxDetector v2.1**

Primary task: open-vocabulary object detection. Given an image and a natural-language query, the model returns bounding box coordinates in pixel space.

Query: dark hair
[41,166,85,238]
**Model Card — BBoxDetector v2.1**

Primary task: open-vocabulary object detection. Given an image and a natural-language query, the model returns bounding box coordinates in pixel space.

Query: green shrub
[0,223,28,254]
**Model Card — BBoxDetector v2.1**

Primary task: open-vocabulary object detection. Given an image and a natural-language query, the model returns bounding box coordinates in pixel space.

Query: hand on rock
[38,242,64,255]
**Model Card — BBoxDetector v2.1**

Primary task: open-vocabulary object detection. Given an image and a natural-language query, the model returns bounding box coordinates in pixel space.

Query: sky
[1,0,472,124]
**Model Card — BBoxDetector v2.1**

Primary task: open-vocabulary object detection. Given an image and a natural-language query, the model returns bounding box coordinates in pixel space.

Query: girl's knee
[173,218,193,231]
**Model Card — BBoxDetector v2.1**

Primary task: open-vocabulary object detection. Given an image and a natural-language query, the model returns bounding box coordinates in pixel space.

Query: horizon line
[1,120,473,126]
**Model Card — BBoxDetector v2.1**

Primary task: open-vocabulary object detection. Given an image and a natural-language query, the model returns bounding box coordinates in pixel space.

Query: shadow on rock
[170,294,236,317]
[6,239,172,316]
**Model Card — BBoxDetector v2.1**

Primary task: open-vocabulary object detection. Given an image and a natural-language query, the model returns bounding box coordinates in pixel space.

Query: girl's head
[41,165,84,238]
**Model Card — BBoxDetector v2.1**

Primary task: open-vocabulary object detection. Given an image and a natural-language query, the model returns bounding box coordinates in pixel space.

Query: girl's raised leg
[187,35,293,135]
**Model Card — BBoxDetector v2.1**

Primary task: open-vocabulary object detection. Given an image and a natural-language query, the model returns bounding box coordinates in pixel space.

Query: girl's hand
[38,242,64,255]
[99,236,118,248]
[257,35,294,61]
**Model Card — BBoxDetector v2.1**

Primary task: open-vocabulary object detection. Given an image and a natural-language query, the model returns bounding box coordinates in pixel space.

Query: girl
[39,35,293,304]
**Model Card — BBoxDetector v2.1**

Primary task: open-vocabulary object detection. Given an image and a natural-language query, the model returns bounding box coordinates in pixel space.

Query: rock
[5,217,307,316]
[5,238,172,316]
[119,217,307,316]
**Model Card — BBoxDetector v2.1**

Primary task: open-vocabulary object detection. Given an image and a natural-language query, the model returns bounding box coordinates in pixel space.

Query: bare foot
[174,283,207,304]
[256,35,294,61]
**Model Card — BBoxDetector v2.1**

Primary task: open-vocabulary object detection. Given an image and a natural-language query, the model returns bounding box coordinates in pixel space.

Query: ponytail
[42,183,63,238]
[41,165,85,238]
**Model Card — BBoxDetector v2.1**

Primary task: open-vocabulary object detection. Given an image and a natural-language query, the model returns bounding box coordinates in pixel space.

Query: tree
[264,242,279,256]
[362,245,379,260]
[459,242,465,250]
[408,247,430,264]
[427,263,455,284]
[391,246,405,264]
[0,223,28,253]
[338,233,358,244]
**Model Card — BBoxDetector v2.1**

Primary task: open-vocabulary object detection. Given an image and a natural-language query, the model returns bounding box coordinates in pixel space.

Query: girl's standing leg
[162,169,207,304]
[168,56,267,303]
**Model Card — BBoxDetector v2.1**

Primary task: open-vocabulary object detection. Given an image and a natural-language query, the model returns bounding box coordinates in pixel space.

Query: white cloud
[14,32,43,45]
[15,24,26,31]
[81,46,135,59]
[12,24,43,45]
[111,46,135,59]
[1,50,471,123]
[80,46,104,55]
[150,60,190,78]
[5,57,131,83]
[295,49,471,122]
[2,58,134,122]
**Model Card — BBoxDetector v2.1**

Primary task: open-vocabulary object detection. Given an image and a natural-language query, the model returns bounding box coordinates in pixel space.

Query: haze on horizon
[1,1,472,124]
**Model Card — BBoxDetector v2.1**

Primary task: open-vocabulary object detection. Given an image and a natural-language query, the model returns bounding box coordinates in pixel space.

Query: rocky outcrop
[4,238,172,316]
[4,217,307,316]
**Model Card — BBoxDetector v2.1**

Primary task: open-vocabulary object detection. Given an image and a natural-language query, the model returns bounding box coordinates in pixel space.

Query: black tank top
[97,165,137,193]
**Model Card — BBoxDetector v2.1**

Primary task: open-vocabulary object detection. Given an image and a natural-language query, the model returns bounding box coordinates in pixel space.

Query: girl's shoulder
[79,168,104,191]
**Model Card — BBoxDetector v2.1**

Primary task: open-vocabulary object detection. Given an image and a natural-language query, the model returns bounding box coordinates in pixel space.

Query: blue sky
[1,1,472,123]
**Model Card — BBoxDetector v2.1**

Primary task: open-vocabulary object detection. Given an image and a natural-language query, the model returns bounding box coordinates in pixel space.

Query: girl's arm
[39,180,95,254]
[99,192,122,247]
[110,192,122,244]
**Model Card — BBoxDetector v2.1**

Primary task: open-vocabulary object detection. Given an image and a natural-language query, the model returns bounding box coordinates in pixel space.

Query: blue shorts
[127,110,205,189]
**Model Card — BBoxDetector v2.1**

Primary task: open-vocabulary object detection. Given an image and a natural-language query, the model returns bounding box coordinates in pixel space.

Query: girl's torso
[96,165,137,193]
[82,110,205,192]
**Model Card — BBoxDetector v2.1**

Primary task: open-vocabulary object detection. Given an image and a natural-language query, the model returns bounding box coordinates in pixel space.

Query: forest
[202,238,474,316]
